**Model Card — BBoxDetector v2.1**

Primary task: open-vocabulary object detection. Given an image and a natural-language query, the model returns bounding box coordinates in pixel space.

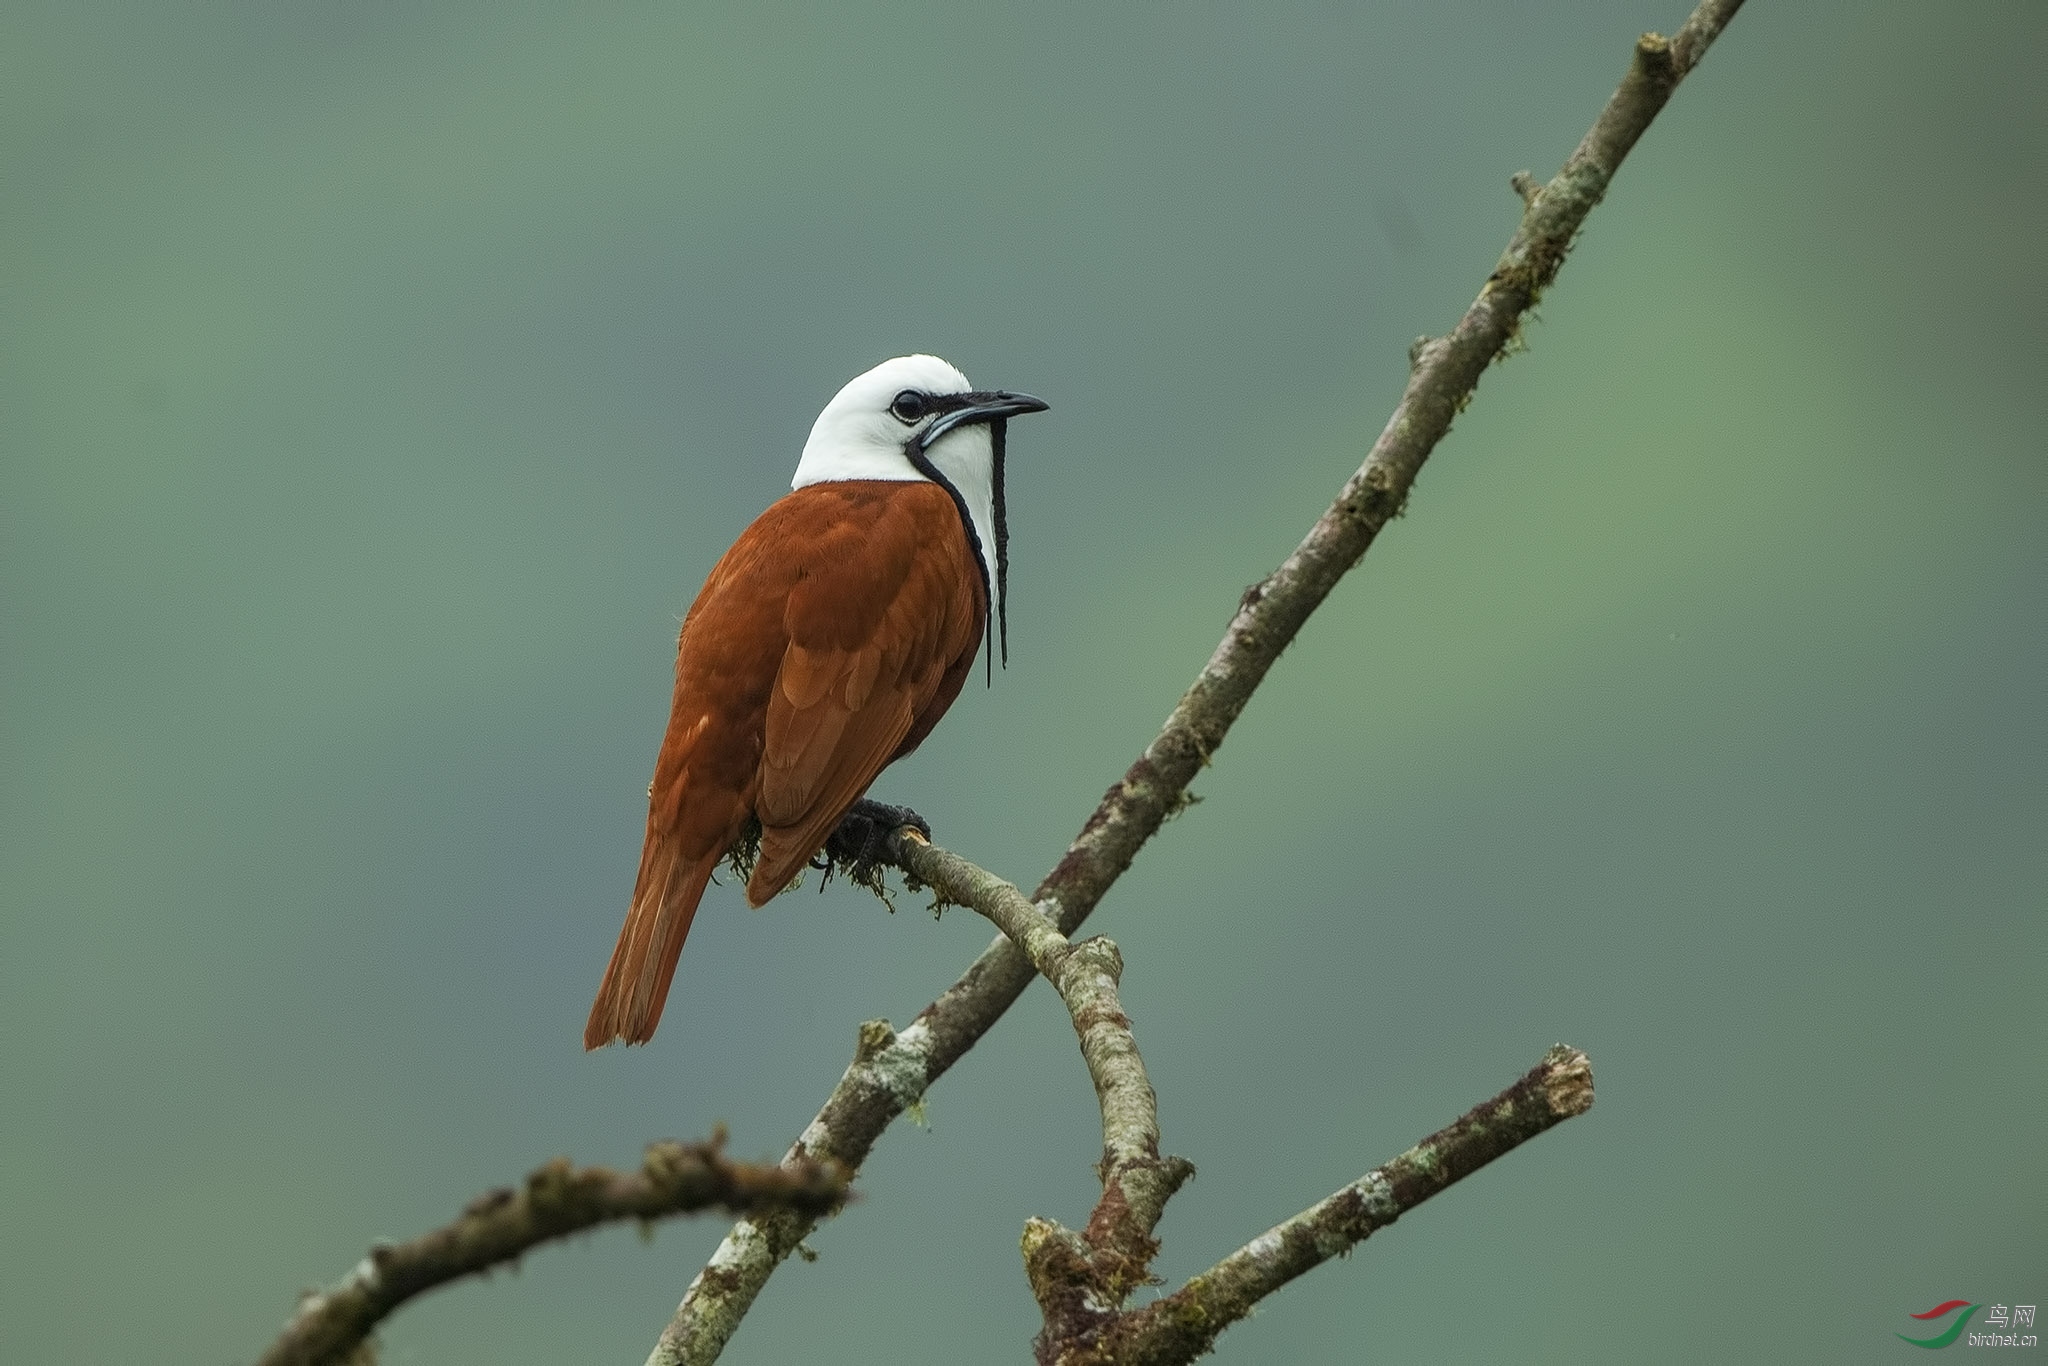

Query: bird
[584,355,1048,1048]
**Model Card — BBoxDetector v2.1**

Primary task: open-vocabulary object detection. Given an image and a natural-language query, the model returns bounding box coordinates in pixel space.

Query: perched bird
[584,355,1047,1048]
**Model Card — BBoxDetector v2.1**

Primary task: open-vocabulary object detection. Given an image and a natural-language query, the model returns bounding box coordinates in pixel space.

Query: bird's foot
[819,799,932,895]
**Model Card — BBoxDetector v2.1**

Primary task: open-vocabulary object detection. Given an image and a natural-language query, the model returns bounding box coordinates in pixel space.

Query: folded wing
[748,483,984,900]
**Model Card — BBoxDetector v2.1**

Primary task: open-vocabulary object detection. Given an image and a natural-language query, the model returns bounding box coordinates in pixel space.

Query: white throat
[916,423,999,599]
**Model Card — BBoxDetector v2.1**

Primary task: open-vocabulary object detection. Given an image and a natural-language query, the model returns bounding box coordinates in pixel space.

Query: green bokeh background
[4,3,2042,1362]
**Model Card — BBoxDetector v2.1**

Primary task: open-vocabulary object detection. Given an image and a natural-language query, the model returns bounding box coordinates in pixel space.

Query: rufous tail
[584,838,717,1049]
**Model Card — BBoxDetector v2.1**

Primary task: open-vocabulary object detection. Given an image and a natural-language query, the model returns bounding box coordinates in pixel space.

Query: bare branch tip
[1540,1045,1596,1118]
[1509,170,1542,208]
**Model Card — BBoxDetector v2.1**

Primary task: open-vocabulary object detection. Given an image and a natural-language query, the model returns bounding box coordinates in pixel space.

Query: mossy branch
[881,834,1197,1330]
[648,2,1740,1361]
[828,841,1591,1364]
[257,1133,846,1366]
[1094,1048,1595,1366]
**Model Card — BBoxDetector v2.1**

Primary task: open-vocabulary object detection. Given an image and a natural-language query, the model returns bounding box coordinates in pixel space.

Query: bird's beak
[916,390,1049,450]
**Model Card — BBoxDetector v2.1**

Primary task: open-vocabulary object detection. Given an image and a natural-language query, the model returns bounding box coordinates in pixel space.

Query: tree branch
[258,1135,847,1366]
[853,842,1592,1364]
[649,3,1741,1360]
[884,834,1198,1327]
[1095,1047,1595,1366]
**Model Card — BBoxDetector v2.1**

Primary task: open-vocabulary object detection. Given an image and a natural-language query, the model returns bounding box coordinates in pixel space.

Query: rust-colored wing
[747,482,984,901]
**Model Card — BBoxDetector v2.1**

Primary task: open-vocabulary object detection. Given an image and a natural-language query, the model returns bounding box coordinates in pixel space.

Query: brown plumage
[583,480,985,1048]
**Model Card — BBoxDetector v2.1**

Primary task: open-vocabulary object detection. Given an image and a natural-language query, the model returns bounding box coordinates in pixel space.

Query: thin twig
[258,1135,846,1366]
[1095,1047,1595,1366]
[649,3,1740,1360]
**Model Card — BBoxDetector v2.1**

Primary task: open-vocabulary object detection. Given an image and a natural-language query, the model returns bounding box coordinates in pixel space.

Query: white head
[791,354,1048,675]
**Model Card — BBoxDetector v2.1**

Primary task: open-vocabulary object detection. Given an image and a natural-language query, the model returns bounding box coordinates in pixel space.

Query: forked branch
[869,840,1592,1365]
[883,834,1197,1329]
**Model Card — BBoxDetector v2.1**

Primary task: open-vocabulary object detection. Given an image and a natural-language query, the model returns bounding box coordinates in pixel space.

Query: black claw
[852,798,931,842]
[824,798,932,886]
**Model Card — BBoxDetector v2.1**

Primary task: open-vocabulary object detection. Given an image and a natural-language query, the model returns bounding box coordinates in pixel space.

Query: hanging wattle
[991,416,1010,678]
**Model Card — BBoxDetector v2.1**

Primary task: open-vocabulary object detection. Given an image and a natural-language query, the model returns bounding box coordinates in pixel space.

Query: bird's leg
[821,798,933,889]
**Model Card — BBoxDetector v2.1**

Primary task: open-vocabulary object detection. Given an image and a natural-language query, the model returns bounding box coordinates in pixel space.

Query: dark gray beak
[917,390,1049,449]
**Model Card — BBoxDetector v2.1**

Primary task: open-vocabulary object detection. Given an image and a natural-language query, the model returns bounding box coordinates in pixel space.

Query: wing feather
[746,486,981,902]
[777,643,848,711]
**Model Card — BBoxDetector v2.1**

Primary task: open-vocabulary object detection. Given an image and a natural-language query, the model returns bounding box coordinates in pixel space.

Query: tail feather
[747,826,817,908]
[584,837,718,1049]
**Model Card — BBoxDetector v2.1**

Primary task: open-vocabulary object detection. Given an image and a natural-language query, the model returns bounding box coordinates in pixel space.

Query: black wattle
[992,417,1009,671]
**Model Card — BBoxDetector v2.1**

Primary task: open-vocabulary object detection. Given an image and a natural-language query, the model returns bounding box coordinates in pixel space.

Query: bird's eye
[889,390,929,425]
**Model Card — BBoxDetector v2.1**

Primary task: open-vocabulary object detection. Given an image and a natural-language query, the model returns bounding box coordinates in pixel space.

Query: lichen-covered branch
[885,835,1197,1327]
[1092,1047,1594,1366]
[258,1134,846,1366]
[649,3,1740,1360]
